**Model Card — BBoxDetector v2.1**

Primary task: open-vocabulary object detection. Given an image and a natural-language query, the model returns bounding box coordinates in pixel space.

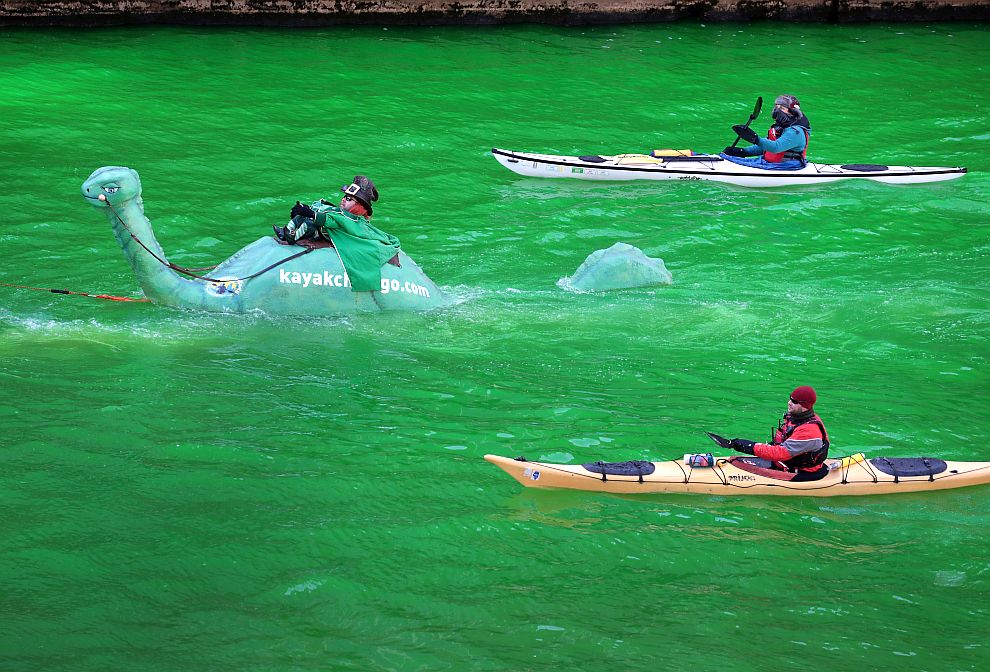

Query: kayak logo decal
[206,280,242,296]
[728,474,756,481]
[524,468,541,481]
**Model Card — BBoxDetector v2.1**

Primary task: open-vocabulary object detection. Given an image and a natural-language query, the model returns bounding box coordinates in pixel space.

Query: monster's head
[82,166,142,209]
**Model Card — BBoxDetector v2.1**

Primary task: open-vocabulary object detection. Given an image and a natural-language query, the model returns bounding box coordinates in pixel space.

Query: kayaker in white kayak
[720,94,812,170]
[274,175,380,244]
[708,385,831,481]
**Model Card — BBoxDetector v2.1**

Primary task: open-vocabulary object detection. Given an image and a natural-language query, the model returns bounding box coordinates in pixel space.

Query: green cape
[313,203,401,292]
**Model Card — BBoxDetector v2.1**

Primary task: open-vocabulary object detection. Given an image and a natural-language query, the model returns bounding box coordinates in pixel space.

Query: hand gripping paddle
[729,97,763,148]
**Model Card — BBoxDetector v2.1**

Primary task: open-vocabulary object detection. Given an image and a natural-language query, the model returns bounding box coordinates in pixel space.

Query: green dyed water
[1,23,988,671]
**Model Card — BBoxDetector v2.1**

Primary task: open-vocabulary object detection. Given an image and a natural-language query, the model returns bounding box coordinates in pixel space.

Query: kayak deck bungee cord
[491,148,967,188]
[484,453,990,497]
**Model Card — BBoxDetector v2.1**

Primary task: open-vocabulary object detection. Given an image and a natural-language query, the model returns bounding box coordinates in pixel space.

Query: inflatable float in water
[560,242,672,292]
[81,166,448,316]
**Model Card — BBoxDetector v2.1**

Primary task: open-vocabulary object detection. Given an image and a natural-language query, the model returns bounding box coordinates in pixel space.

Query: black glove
[290,201,316,220]
[732,124,760,145]
[706,432,733,449]
[730,439,757,455]
[722,146,748,157]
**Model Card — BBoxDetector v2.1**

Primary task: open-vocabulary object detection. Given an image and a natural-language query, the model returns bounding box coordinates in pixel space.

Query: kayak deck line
[483,454,990,497]
[491,147,968,187]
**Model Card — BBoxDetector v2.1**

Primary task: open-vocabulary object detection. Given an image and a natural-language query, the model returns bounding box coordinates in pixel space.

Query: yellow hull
[484,454,990,497]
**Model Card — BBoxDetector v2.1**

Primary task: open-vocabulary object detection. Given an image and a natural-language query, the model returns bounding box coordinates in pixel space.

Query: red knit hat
[790,386,817,409]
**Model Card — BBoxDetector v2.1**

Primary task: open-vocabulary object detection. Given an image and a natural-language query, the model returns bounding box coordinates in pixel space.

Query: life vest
[763,125,810,163]
[772,413,830,471]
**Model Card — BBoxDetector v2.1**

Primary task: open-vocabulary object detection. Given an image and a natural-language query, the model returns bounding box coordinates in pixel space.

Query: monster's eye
[103,185,120,194]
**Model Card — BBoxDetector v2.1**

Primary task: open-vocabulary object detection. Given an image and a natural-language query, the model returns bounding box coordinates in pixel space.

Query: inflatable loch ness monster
[560,242,673,292]
[81,166,449,316]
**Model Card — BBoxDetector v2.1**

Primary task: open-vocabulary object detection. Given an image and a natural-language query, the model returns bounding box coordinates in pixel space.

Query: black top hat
[341,175,379,215]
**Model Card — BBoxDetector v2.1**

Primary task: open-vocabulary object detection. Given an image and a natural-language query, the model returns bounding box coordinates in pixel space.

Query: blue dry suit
[721,125,811,171]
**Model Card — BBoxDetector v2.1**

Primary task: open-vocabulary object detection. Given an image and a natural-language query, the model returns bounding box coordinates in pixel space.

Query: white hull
[492,148,967,188]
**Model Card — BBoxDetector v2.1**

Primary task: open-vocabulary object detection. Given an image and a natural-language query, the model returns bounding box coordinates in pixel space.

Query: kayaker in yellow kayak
[708,385,831,480]
[721,94,812,170]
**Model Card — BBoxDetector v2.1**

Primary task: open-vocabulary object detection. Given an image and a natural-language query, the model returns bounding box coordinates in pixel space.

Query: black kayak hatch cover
[582,460,656,476]
[840,164,890,172]
[579,155,608,163]
[869,457,948,477]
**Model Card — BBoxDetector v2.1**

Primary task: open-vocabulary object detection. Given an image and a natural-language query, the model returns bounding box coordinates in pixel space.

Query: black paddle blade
[706,432,732,449]
[732,124,760,144]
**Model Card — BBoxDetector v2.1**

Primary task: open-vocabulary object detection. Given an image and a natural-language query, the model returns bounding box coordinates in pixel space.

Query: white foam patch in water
[818,505,865,516]
[284,579,325,596]
[440,284,492,306]
[3,314,168,342]
[556,276,587,293]
[933,570,966,587]
[540,452,574,463]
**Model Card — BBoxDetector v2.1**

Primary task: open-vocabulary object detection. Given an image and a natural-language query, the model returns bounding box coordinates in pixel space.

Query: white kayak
[491,147,967,188]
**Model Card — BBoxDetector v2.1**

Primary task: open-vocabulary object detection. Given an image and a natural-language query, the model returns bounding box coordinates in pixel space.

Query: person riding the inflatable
[720,94,812,170]
[275,175,380,243]
[271,175,403,293]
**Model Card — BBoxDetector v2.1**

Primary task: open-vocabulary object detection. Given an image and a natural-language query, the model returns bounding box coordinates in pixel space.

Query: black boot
[273,225,294,244]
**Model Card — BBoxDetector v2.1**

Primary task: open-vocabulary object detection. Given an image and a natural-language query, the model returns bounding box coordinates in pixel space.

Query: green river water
[1,23,988,671]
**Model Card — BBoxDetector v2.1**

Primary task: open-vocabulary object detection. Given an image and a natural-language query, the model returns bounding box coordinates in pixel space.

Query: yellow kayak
[484,453,990,497]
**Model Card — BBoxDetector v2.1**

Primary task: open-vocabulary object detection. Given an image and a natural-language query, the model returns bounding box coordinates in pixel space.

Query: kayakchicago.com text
[279,269,431,297]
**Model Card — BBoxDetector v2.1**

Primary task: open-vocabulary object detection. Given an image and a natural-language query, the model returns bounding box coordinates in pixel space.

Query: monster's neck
[104,195,188,303]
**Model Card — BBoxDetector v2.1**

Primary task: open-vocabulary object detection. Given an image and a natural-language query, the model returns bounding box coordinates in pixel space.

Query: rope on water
[0,281,151,303]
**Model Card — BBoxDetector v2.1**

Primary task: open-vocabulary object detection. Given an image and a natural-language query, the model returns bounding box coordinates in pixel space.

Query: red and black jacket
[753,412,830,472]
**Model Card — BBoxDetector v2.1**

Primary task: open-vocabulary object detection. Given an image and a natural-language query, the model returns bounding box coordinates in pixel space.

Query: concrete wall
[1,0,988,26]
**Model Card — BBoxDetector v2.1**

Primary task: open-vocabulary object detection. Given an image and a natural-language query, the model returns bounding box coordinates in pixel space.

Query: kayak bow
[484,454,990,497]
[491,148,967,188]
